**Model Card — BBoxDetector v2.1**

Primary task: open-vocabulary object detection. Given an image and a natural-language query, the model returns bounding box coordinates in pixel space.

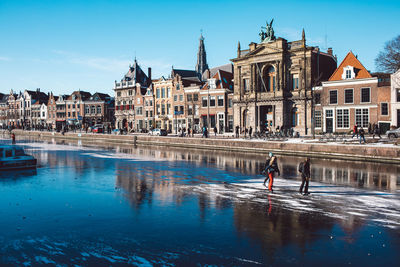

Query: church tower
[195,33,209,80]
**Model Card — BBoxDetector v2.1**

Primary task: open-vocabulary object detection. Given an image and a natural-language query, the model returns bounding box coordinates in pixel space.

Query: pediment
[245,45,283,58]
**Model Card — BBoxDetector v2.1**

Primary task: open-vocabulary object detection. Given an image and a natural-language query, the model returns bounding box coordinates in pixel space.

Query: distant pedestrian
[359,127,366,144]
[11,132,16,144]
[249,126,253,139]
[299,158,311,195]
[352,124,358,138]
[244,127,248,138]
[372,124,381,139]
[235,125,239,138]
[214,126,217,137]
[263,152,280,192]
[368,123,372,134]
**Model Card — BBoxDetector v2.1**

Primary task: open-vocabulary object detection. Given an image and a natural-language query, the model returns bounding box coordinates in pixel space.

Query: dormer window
[342,66,355,80]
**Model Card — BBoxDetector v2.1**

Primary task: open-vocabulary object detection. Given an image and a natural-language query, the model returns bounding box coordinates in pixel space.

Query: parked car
[386,127,400,139]
[150,128,168,136]
[92,124,104,133]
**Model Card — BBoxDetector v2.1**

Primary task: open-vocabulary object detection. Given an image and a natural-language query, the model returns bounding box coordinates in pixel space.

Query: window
[397,89,400,102]
[167,103,171,114]
[314,93,321,105]
[187,94,192,101]
[209,96,215,107]
[344,89,353,104]
[167,88,171,98]
[77,104,80,109]
[202,97,207,107]
[97,106,101,114]
[86,106,90,114]
[136,107,142,115]
[174,95,177,101]
[176,84,180,90]
[193,94,198,101]
[161,104,165,115]
[361,88,370,103]
[218,96,224,106]
[149,100,153,106]
[188,105,193,115]
[156,89,160,98]
[161,88,165,98]
[381,103,388,116]
[355,108,369,128]
[329,90,337,104]
[228,98,233,108]
[292,75,299,90]
[156,104,160,115]
[315,111,322,128]
[346,69,352,79]
[129,90,132,96]
[179,95,183,101]
[243,79,249,92]
[336,109,349,128]
[145,111,148,117]
[117,92,121,97]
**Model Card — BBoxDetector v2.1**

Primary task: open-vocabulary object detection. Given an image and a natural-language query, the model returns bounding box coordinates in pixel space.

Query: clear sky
[0,0,399,96]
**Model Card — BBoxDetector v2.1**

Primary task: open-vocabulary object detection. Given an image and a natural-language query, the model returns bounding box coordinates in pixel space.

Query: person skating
[263,152,280,192]
[299,158,311,195]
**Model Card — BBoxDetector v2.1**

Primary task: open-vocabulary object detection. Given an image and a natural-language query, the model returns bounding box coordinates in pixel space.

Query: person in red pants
[263,152,280,192]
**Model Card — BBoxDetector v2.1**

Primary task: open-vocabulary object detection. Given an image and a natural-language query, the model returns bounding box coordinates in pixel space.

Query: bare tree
[375,35,400,73]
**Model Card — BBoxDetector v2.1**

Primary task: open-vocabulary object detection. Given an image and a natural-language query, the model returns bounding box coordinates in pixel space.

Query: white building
[391,69,400,127]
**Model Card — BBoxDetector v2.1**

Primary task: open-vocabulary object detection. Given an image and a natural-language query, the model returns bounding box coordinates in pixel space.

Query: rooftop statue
[260,19,276,43]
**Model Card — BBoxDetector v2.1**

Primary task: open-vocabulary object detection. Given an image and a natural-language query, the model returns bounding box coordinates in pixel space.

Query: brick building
[319,51,391,133]
[391,69,400,127]
[84,92,114,127]
[65,90,91,128]
[47,93,58,129]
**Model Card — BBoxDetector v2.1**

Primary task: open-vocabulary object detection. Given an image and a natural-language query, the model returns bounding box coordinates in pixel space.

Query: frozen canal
[0,138,399,266]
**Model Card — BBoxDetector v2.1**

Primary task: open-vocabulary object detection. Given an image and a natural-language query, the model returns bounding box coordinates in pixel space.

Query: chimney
[327,47,333,56]
[148,67,152,81]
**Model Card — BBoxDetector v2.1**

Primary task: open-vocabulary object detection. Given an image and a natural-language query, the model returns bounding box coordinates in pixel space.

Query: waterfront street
[0,138,399,266]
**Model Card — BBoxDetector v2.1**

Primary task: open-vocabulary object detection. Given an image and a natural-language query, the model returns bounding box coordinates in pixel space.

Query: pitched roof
[201,69,233,91]
[329,51,372,81]
[172,69,198,78]
[202,63,233,80]
[89,92,111,101]
[122,60,150,87]
[68,91,91,101]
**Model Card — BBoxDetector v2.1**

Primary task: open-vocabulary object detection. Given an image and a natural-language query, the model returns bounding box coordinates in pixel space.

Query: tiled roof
[172,69,198,78]
[122,60,150,86]
[329,51,372,81]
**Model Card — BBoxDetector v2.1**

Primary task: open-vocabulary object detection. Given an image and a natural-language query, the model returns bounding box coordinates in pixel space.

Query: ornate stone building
[114,59,151,131]
[231,22,337,135]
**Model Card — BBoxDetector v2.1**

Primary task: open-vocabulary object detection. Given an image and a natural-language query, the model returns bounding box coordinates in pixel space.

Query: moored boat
[0,145,37,171]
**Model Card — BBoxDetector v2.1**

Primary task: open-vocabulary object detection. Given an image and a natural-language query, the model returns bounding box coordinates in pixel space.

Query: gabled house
[391,69,400,127]
[320,51,391,133]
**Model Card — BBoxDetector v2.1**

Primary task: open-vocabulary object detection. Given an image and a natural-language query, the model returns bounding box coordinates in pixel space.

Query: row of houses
[113,24,399,135]
[0,89,114,131]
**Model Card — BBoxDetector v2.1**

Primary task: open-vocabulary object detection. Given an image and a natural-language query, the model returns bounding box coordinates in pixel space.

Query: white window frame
[355,108,369,128]
[360,87,371,103]
[344,88,354,104]
[380,102,389,116]
[329,90,338,105]
[314,110,322,129]
[336,108,350,129]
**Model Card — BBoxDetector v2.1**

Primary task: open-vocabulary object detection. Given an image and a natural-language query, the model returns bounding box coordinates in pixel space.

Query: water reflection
[0,137,398,265]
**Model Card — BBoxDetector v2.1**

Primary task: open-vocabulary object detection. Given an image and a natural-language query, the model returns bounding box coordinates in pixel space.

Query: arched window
[263,66,276,92]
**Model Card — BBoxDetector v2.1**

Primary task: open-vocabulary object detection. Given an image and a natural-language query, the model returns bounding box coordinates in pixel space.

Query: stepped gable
[329,51,372,81]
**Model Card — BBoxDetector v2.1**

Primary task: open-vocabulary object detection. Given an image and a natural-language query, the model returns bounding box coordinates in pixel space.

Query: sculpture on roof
[260,19,276,43]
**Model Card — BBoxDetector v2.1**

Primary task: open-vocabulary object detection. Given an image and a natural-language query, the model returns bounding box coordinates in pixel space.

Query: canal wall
[8,130,400,164]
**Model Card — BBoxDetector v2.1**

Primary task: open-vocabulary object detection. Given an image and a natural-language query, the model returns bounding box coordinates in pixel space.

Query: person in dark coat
[249,126,253,139]
[372,124,381,139]
[359,127,366,144]
[263,152,280,192]
[235,125,239,138]
[214,126,217,136]
[299,158,311,195]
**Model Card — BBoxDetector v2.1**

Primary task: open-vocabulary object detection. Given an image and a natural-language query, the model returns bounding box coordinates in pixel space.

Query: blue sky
[0,0,399,96]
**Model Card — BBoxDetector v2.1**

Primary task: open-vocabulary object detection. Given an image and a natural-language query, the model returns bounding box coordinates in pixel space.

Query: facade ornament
[260,19,276,43]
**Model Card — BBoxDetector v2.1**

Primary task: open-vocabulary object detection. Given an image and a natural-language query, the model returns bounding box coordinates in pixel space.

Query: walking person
[372,124,381,139]
[214,126,217,137]
[11,132,16,144]
[235,125,239,138]
[249,126,253,139]
[263,152,280,192]
[352,124,358,138]
[359,127,366,144]
[299,158,311,195]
